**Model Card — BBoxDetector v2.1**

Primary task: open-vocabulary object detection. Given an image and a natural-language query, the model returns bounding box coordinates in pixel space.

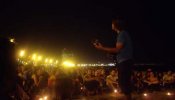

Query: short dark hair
[112,19,126,30]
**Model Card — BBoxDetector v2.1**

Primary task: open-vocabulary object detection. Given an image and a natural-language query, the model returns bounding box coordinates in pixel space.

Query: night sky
[1,1,175,63]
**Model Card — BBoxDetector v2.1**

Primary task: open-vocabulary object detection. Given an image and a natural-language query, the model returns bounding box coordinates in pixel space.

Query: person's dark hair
[112,19,126,30]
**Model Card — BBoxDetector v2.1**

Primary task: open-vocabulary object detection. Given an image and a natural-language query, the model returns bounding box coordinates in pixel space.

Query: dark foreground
[72,90,175,100]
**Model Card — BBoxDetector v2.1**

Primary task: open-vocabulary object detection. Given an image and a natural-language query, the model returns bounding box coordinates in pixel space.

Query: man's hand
[93,40,120,53]
[93,42,103,50]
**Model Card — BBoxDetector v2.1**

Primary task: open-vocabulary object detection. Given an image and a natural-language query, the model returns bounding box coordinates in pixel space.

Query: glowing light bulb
[81,87,83,90]
[143,93,148,97]
[114,89,118,93]
[43,96,48,100]
[19,50,25,57]
[167,92,172,96]
[39,98,43,100]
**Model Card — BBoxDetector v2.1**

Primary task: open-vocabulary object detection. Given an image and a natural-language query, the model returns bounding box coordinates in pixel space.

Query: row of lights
[112,88,174,97]
[18,50,115,68]
[18,50,59,64]
[37,89,173,100]
[18,50,77,68]
[39,95,48,100]
[143,92,173,97]
[77,63,115,67]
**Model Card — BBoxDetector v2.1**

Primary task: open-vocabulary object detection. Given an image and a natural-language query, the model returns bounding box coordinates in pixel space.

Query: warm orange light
[167,92,172,96]
[63,61,75,67]
[143,93,148,97]
[49,59,53,63]
[10,38,15,43]
[45,58,48,63]
[114,89,118,93]
[37,56,42,61]
[19,50,25,57]
[32,54,37,60]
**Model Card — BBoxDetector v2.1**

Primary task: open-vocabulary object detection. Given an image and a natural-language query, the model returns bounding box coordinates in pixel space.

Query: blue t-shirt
[116,31,133,63]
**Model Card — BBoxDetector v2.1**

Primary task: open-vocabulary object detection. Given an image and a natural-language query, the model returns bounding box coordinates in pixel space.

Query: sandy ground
[73,90,175,100]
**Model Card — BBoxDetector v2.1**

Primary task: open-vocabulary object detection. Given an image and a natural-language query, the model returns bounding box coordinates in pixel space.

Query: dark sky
[1,0,175,63]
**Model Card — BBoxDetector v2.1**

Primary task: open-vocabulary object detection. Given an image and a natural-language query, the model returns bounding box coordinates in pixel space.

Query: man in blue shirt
[94,19,133,100]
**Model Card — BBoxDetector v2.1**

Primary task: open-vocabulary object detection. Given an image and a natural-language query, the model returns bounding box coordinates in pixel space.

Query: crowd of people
[132,68,175,93]
[16,63,175,100]
[1,37,175,99]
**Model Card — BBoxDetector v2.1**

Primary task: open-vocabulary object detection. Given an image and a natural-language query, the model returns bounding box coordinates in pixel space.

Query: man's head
[87,69,92,75]
[110,70,116,76]
[150,72,155,77]
[112,19,125,32]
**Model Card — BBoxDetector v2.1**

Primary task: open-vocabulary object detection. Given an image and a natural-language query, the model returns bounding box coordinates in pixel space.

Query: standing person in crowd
[31,67,49,96]
[93,19,133,100]
[0,37,17,99]
[48,69,56,99]
[0,37,29,100]
[99,69,106,90]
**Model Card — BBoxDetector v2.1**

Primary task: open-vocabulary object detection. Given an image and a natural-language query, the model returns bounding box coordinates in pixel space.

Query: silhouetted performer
[93,19,133,100]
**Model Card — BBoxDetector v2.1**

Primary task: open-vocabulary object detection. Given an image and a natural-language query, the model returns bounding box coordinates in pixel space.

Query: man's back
[116,31,133,63]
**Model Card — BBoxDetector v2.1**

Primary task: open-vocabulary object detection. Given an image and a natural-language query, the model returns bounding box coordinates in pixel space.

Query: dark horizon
[1,1,175,63]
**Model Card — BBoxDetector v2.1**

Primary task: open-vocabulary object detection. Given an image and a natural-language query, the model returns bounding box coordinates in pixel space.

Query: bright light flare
[167,92,172,96]
[63,61,75,67]
[37,56,42,61]
[49,59,53,63]
[19,50,25,57]
[32,54,37,60]
[10,38,15,43]
[114,89,118,93]
[43,96,48,100]
[81,87,83,90]
[45,58,48,63]
[39,98,43,100]
[143,93,148,97]
[38,95,48,100]
[55,60,59,64]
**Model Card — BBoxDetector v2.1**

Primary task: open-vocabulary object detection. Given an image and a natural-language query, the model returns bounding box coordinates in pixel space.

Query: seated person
[163,71,173,88]
[132,72,144,92]
[172,72,175,88]
[99,69,106,87]
[143,72,159,91]
[106,70,118,91]
[83,69,100,95]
